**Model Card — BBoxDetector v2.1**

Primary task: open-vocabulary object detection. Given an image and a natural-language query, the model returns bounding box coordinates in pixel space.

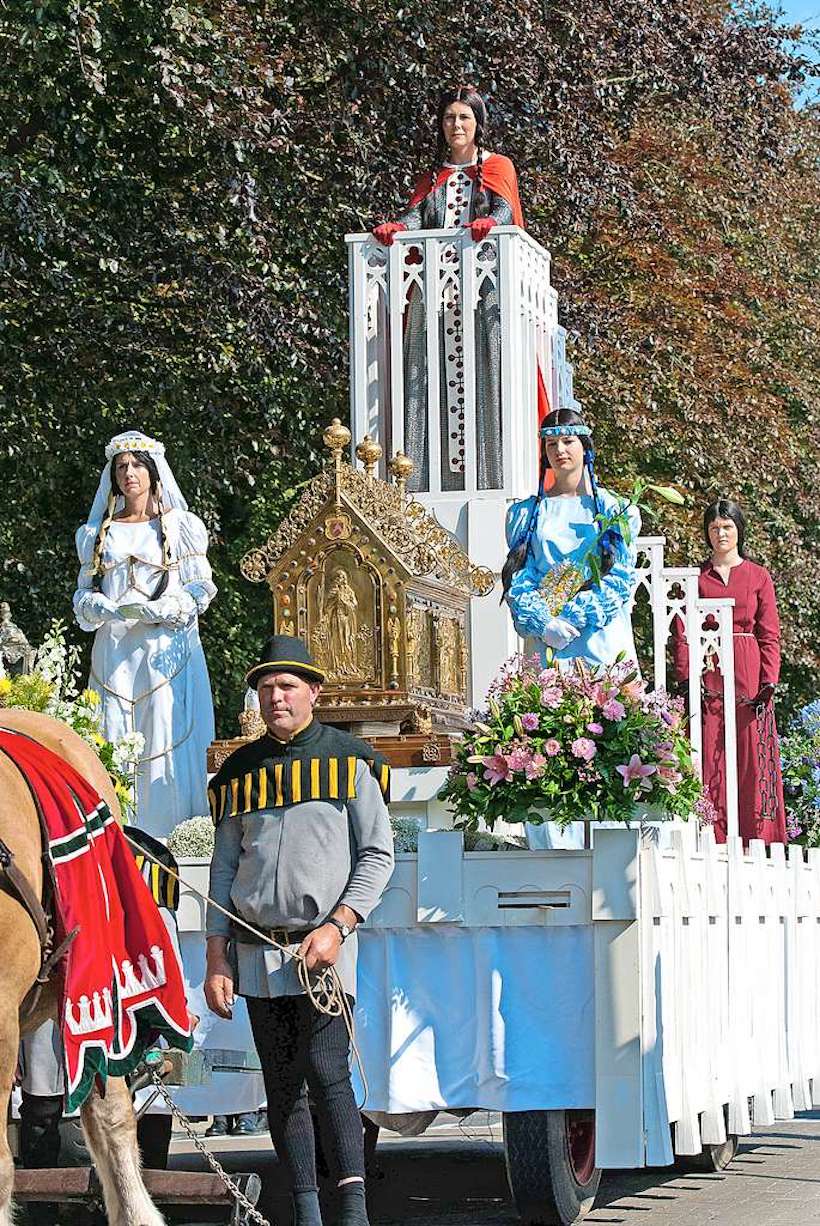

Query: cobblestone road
[169,1108,820,1224]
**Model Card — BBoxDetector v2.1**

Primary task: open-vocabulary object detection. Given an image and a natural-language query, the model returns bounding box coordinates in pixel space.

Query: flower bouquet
[539,478,685,614]
[0,619,143,817]
[439,654,702,830]
[780,700,820,846]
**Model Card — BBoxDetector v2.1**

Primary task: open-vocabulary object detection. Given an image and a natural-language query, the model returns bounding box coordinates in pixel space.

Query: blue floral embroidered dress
[505,490,641,668]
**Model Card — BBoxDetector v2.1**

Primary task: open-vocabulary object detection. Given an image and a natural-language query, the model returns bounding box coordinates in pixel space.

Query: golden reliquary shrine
[208,420,494,771]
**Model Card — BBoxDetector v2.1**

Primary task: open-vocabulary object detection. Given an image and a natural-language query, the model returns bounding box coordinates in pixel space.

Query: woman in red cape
[373,86,548,492]
[672,499,787,844]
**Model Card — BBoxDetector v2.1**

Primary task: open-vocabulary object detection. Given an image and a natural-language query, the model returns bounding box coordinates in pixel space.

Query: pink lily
[616,754,657,790]
[482,751,512,786]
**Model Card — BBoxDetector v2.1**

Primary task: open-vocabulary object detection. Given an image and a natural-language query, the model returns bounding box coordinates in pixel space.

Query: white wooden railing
[346,226,574,498]
[634,536,739,835]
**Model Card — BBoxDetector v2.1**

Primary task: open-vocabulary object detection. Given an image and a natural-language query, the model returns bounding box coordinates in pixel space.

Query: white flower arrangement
[0,619,142,817]
[167,815,216,860]
[390,816,423,853]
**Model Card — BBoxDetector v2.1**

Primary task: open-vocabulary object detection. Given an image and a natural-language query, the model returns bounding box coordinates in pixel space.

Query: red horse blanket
[0,730,192,1110]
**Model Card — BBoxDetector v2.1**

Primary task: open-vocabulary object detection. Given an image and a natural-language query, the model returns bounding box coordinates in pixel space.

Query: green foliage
[0,0,817,731]
[780,701,820,845]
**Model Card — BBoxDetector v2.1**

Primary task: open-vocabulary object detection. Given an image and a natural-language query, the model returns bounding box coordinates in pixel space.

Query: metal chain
[755,699,780,824]
[147,1066,271,1226]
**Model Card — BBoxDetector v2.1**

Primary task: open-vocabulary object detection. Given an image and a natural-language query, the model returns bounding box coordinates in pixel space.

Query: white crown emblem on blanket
[64,946,167,1035]
[65,987,114,1036]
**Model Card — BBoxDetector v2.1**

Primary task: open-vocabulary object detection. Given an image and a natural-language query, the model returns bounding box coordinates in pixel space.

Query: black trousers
[247,993,365,1193]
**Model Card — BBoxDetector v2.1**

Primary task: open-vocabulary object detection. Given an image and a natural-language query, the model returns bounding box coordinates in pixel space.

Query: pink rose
[521,712,540,731]
[541,686,562,709]
[544,738,561,756]
[525,753,547,780]
[587,721,604,735]
[571,737,597,762]
[602,698,626,722]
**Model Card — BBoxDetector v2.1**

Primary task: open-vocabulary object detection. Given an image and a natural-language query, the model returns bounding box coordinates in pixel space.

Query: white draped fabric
[353,927,595,1114]
[158,925,594,1122]
[73,509,216,837]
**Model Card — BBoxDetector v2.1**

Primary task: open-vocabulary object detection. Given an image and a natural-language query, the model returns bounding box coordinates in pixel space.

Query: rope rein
[120,831,368,1106]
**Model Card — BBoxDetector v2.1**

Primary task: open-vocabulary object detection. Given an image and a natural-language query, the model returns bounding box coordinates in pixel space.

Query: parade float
[163,220,820,1225]
[4,219,818,1226]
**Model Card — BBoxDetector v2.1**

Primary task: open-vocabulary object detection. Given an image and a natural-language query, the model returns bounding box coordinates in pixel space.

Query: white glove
[139,592,197,628]
[77,591,121,627]
[541,616,580,651]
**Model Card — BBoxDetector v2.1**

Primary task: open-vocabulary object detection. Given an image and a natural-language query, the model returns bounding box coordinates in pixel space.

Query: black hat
[245,635,325,687]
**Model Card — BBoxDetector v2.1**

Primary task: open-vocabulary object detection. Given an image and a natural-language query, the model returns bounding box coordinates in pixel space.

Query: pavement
[166,1107,820,1224]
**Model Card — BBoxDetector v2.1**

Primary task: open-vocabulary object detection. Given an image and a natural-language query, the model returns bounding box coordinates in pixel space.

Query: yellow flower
[80,688,100,707]
[93,732,105,746]
[0,678,12,700]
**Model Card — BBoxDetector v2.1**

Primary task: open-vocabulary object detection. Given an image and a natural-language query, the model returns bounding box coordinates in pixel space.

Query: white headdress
[86,431,188,529]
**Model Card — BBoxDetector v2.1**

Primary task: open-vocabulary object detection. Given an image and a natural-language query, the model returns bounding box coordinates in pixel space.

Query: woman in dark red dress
[672,499,787,844]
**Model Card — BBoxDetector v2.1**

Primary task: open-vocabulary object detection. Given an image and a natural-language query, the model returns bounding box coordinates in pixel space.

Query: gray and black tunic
[206,719,394,999]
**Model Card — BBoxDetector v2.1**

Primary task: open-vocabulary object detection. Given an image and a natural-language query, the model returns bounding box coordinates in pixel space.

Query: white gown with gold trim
[73,509,216,837]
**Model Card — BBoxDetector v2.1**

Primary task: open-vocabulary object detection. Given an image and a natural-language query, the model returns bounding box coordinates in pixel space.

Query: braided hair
[433,86,490,220]
[91,450,170,600]
[501,408,616,604]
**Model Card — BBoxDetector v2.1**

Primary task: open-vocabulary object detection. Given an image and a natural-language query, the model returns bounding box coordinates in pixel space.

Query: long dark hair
[433,86,490,220]
[703,498,746,557]
[501,408,615,604]
[92,450,169,598]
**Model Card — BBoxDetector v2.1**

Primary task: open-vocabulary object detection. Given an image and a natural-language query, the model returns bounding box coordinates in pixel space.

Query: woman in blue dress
[502,407,641,848]
[503,406,641,669]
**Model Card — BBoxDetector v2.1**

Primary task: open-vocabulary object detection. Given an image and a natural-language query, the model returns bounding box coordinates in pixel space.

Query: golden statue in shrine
[236,420,494,752]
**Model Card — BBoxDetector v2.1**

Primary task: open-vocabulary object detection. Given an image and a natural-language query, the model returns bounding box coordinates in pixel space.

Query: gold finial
[323,418,352,508]
[323,418,352,457]
[355,433,383,479]
[388,450,414,504]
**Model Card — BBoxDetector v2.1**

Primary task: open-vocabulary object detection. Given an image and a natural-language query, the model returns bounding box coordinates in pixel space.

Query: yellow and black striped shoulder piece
[207,726,390,824]
[124,825,180,911]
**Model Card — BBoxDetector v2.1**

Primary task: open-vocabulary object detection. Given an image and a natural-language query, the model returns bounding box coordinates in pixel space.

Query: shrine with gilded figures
[238,419,493,745]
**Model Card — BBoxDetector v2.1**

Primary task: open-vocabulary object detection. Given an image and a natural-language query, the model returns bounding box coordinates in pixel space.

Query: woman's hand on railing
[372,221,407,247]
[466,216,497,241]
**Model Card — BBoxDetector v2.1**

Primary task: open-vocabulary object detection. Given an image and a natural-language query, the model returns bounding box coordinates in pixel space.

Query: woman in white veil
[73,431,216,837]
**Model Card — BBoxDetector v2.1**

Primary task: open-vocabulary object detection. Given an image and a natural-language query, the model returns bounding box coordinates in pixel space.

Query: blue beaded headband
[539,424,592,438]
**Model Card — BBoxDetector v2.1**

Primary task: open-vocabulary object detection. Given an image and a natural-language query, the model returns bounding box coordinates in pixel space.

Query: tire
[503,1109,601,1225]
[677,1132,738,1172]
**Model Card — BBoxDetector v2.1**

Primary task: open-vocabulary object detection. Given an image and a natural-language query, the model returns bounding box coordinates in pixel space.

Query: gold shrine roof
[240,463,495,597]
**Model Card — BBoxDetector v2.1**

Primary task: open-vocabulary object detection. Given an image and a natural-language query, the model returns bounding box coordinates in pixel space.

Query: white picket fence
[632,827,820,1165]
[360,826,820,1166]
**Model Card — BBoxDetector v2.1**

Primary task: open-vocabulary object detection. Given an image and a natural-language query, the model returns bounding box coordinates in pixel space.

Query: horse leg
[0,1003,20,1226]
[80,1076,165,1226]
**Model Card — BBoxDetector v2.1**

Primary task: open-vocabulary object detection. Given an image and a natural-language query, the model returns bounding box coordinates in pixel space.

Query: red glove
[467,216,497,241]
[372,222,407,247]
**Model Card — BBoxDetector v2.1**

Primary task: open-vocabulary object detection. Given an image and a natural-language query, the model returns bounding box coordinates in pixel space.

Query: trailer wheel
[677,1132,738,1172]
[503,1109,600,1225]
